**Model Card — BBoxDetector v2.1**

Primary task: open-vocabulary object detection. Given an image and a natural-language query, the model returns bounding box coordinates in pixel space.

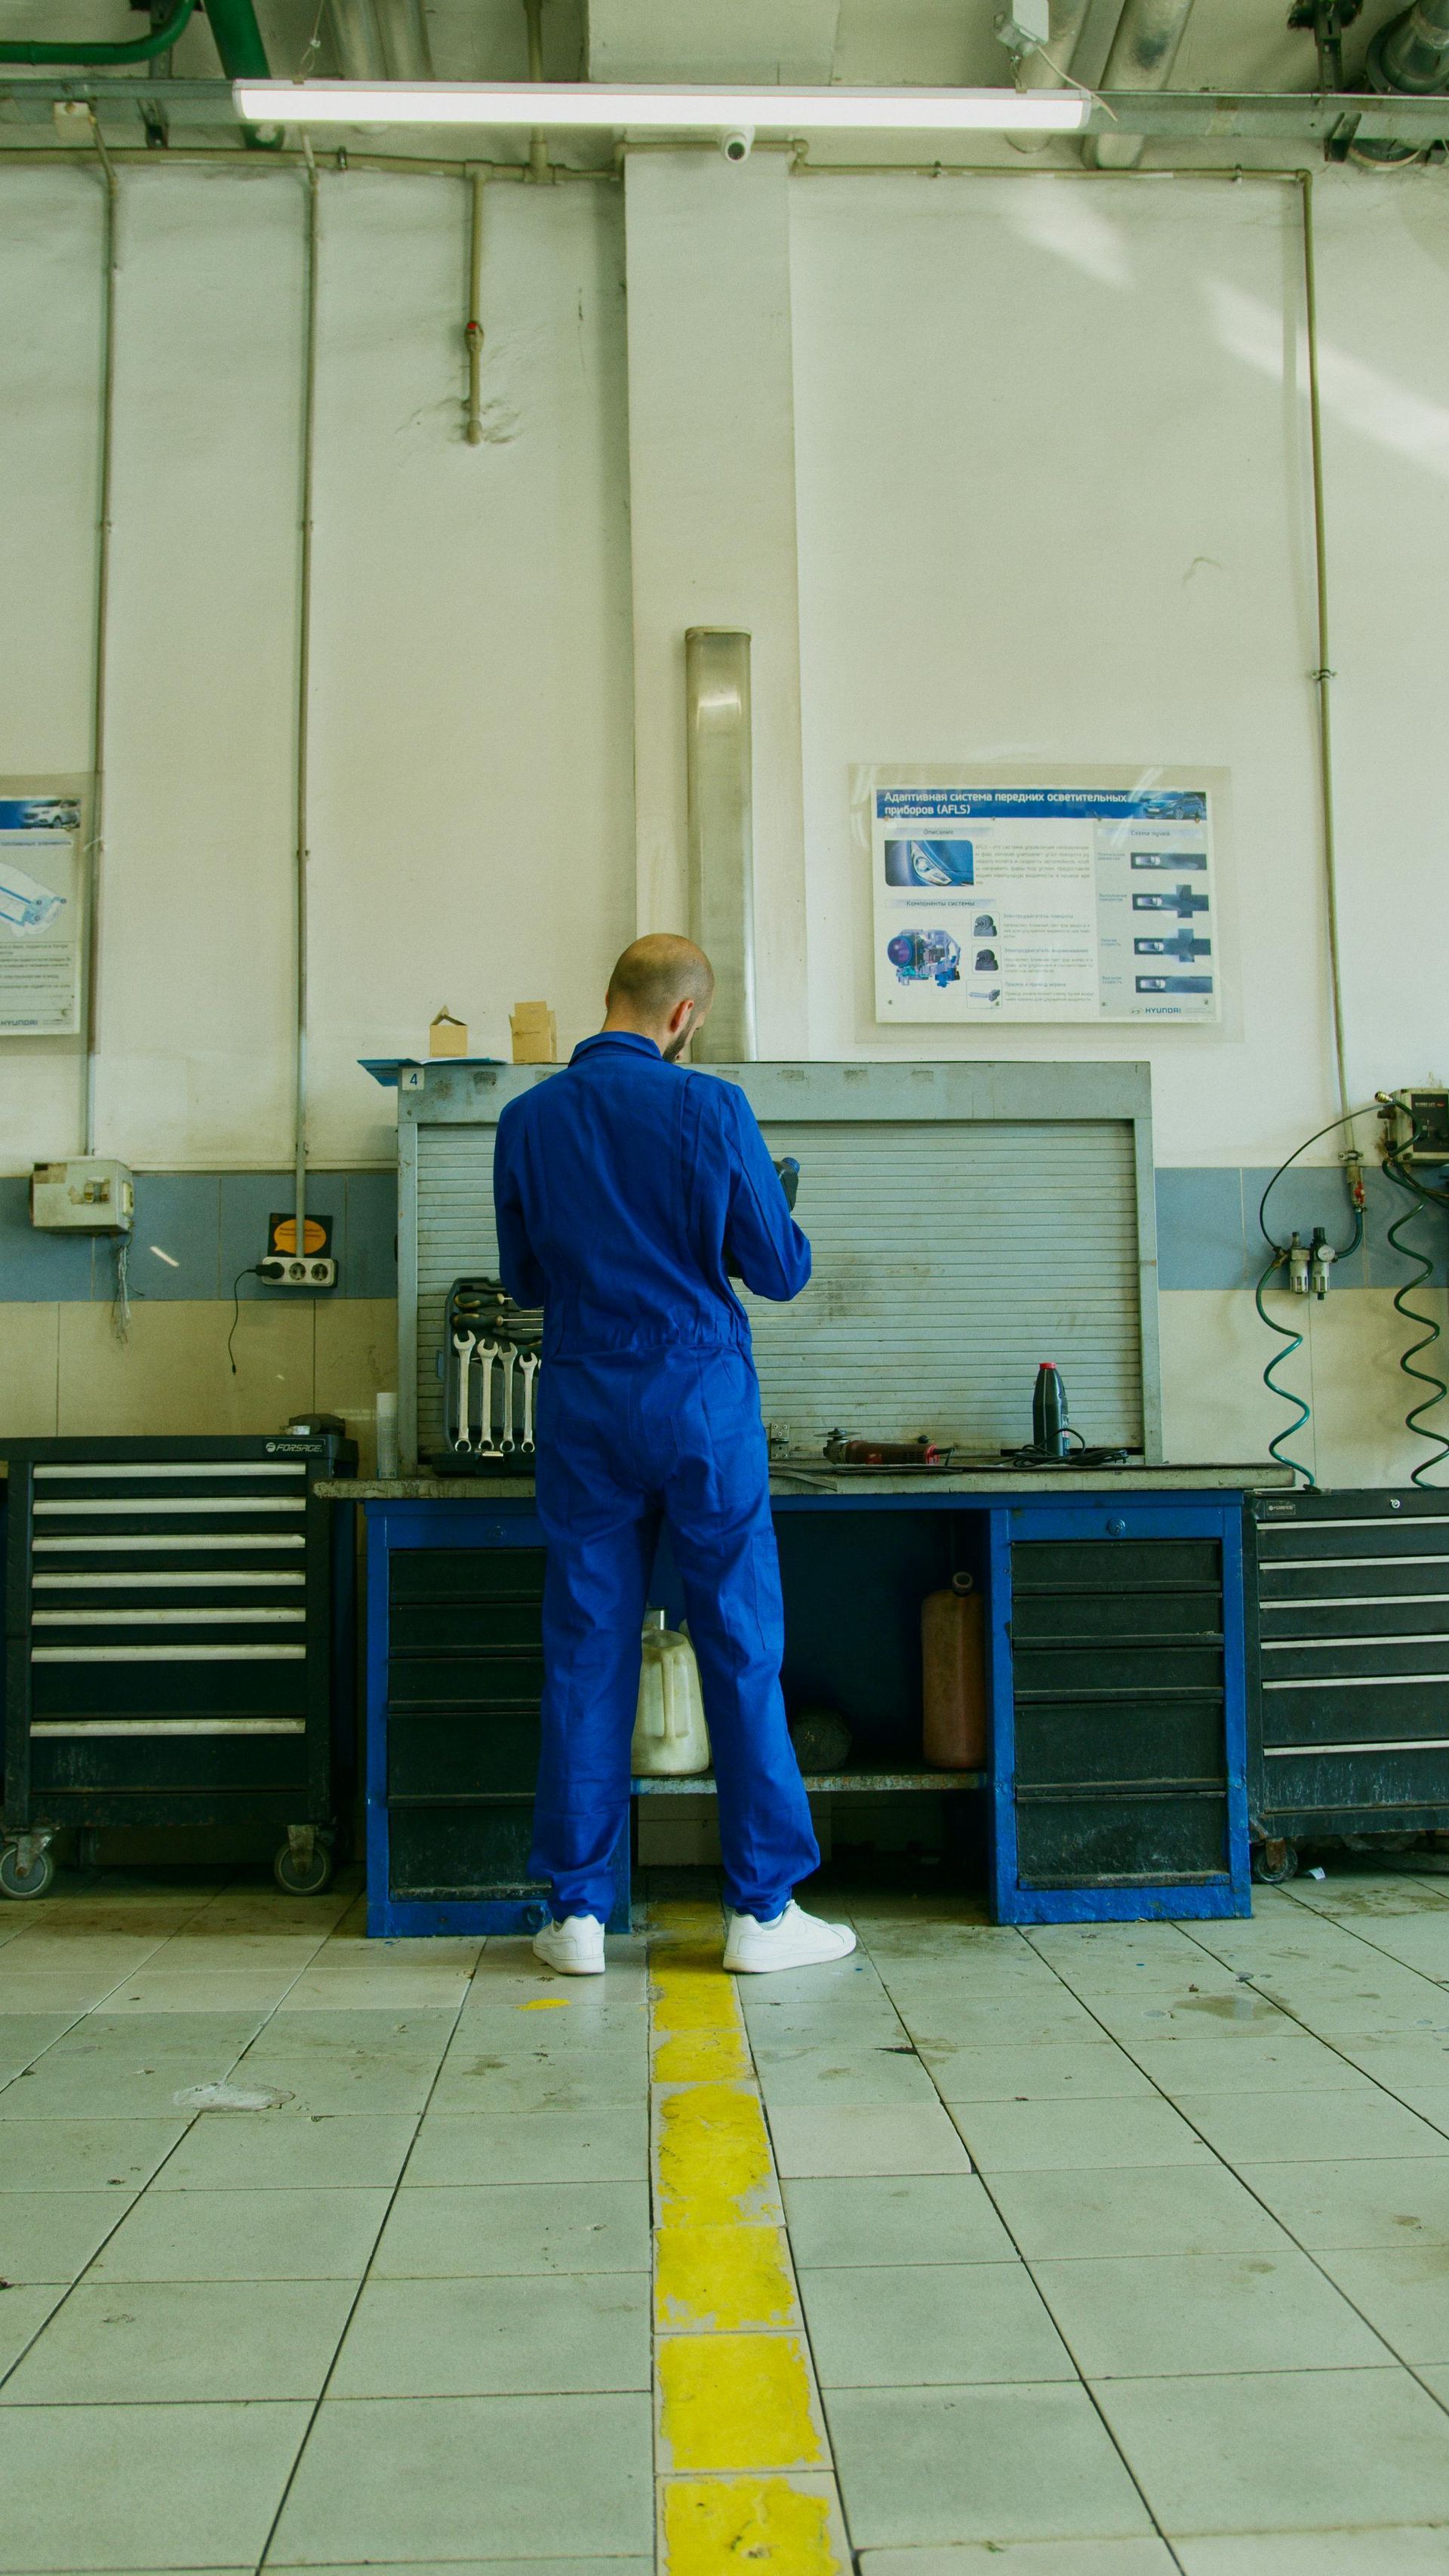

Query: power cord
[227,1265,263,1375]
[1254,1106,1372,1488]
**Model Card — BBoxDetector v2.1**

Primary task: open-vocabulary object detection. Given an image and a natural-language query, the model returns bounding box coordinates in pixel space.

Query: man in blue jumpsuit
[494,933,856,1977]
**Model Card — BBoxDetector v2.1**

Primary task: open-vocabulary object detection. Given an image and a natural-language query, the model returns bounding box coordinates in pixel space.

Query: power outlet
[258,1255,337,1290]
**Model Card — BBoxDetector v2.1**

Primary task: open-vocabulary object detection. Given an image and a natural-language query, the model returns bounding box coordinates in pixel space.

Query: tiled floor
[5,1867,1449,2569]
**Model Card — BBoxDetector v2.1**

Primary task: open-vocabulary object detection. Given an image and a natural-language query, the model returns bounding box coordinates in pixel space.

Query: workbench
[323,1464,1287,1936]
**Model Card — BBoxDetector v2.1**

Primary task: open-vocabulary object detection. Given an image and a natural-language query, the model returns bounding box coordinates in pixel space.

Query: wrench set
[438,1278,542,1473]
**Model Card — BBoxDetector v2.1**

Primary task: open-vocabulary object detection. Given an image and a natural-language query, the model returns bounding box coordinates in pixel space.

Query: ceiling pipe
[522,0,552,183]
[375,0,433,81]
[1082,0,1197,166]
[325,0,432,83]
[0,0,195,66]
[1368,0,1449,93]
[325,0,387,82]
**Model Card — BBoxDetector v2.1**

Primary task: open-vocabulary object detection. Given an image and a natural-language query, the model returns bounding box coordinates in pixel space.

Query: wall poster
[0,779,88,1037]
[860,765,1222,1026]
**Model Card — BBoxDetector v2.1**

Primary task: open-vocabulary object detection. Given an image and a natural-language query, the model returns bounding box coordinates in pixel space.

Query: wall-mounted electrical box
[30,1159,134,1234]
[259,1211,336,1291]
[1379,1090,1449,1165]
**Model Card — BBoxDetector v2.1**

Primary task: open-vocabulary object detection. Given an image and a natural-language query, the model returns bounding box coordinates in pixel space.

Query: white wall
[0,164,634,1173]
[3,155,1449,1478]
[789,170,1449,1164]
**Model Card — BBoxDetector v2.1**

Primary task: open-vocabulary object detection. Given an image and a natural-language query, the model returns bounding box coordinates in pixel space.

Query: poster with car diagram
[860,765,1221,1026]
[0,779,88,1036]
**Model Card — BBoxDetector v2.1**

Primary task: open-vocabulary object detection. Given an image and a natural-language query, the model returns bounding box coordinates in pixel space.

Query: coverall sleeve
[718,1085,813,1303]
[492,1107,548,1310]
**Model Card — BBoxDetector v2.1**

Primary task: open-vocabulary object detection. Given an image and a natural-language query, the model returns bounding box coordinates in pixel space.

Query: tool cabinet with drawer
[1,1434,355,1899]
[993,1496,1251,1922]
[1246,1487,1449,1880]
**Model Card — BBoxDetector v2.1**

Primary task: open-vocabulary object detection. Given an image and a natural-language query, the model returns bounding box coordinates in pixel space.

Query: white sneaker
[723,1900,857,1974]
[533,1914,605,1976]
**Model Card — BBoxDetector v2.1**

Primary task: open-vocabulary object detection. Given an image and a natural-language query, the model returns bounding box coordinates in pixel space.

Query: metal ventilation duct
[685,629,758,1064]
[326,0,432,82]
[586,0,839,84]
[1084,0,1197,167]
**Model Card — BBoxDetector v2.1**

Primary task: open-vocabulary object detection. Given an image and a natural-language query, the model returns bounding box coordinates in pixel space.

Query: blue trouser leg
[659,1358,818,1919]
[531,1373,656,1921]
[529,1349,817,1925]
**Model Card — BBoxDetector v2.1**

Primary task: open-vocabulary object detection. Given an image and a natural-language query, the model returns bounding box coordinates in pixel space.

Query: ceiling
[0,0,1428,157]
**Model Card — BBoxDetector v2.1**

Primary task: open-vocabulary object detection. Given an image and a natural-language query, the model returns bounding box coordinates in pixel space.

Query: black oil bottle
[1032,1362,1070,1459]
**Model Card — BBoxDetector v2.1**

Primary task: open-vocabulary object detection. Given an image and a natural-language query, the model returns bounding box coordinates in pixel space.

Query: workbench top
[319,1463,1291,1501]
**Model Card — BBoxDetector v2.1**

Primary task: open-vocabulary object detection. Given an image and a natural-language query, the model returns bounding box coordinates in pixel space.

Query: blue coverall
[493,1031,820,1924]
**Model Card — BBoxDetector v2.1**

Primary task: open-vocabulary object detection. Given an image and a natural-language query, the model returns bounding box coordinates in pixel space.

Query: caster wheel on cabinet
[273,1841,333,1896]
[1254,1838,1299,1885]
[0,1844,56,1900]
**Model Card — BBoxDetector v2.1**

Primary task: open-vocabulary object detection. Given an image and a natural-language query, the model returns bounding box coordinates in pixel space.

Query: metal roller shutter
[414,1114,1143,1463]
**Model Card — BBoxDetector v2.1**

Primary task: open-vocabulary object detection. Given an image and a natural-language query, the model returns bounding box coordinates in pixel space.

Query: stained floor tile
[782,2174,1016,2267]
[0,2278,355,2403]
[407,2107,648,2184]
[88,2186,389,2281]
[1180,2089,1449,2165]
[0,2399,310,2571]
[1097,2365,1449,2534]
[948,2096,1213,2172]
[986,2162,1291,2260]
[152,2110,418,2192]
[372,2179,650,2275]
[0,2119,186,2193]
[330,2273,651,2396]
[0,2192,137,2285]
[825,2383,1154,2547]
[768,2104,971,2177]
[801,2260,1075,2385]
[1237,2156,1449,2248]
[1030,2248,1394,2376]
[269,2394,654,2562]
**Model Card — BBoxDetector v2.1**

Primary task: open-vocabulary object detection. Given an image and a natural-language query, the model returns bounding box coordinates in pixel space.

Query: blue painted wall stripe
[0,1165,1440,1300]
[0,1172,397,1302]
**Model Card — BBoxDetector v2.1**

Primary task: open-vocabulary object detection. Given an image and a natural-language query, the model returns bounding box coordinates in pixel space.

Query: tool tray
[431,1276,543,1476]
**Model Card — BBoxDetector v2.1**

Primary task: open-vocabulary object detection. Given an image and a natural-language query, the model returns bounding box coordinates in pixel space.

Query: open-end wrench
[518,1350,539,1454]
[475,1340,501,1455]
[499,1346,517,1453]
[451,1331,476,1451]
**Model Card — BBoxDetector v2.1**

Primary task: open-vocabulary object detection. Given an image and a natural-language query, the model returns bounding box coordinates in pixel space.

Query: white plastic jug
[630,1608,711,1777]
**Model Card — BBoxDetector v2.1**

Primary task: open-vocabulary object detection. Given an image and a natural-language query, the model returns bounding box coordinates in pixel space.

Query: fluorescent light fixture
[232,78,1088,134]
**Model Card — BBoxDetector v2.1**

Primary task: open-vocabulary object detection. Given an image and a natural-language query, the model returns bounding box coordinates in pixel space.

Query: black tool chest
[1,1435,355,1899]
[377,1531,629,1932]
[1008,1528,1237,1897]
[1246,1487,1449,1875]
[387,1544,547,1900]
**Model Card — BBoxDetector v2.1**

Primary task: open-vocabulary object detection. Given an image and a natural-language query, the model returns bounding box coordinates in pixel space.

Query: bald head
[604,935,715,1060]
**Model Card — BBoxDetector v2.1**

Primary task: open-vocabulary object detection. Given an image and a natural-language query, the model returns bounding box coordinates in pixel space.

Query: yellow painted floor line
[648,1899,852,2576]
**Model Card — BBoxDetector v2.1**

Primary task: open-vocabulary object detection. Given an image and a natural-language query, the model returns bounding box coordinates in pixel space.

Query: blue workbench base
[361,1487,1253,1937]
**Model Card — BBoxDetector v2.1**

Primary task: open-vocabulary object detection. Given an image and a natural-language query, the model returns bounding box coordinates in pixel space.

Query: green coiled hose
[1383,1158,1449,1489]
[1255,1251,1315,1488]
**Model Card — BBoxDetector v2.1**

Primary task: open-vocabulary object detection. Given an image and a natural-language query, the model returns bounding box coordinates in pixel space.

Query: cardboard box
[429,1008,468,1057]
[510,1000,557,1065]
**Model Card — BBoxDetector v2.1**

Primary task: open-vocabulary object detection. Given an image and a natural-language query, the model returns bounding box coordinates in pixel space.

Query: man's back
[493,1030,810,1362]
